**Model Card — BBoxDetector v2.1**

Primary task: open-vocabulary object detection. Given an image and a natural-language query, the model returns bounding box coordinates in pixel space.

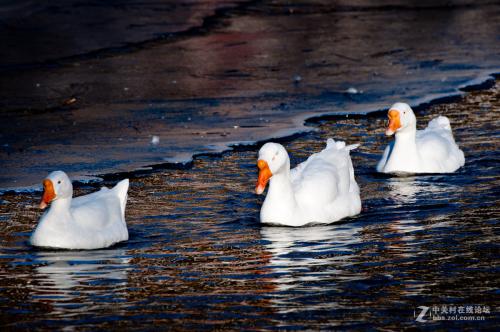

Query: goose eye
[57,180,61,184]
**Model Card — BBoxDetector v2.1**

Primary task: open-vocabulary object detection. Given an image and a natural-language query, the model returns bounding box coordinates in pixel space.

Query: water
[1,0,500,189]
[0,81,498,329]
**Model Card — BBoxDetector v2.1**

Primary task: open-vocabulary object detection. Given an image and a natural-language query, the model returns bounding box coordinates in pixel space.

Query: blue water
[0,82,498,329]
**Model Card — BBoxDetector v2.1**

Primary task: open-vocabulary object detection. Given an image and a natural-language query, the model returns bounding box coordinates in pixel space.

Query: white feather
[258,139,361,226]
[30,171,129,249]
[377,103,464,174]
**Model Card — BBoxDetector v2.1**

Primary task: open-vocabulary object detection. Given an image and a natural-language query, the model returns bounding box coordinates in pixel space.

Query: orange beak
[386,109,401,136]
[40,179,56,210]
[256,160,272,195]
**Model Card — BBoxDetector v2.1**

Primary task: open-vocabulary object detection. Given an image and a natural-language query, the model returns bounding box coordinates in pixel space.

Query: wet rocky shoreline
[1,0,499,189]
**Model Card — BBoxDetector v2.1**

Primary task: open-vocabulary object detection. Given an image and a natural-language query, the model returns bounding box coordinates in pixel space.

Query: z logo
[415,306,430,322]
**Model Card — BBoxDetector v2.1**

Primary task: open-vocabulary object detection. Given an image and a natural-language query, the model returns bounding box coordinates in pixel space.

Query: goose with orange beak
[377,102,465,174]
[30,170,130,249]
[255,139,361,226]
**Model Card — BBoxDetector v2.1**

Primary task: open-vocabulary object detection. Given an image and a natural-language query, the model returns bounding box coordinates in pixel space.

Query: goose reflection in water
[386,175,460,205]
[381,176,460,257]
[29,248,131,314]
[259,224,364,311]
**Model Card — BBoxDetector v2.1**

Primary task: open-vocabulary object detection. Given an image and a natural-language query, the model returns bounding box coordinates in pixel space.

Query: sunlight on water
[30,249,131,314]
[1,81,497,329]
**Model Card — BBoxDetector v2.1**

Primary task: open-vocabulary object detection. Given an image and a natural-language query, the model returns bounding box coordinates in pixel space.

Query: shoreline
[2,71,498,194]
[2,0,500,190]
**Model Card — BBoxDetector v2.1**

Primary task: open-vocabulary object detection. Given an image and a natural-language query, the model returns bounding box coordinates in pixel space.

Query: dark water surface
[0,80,498,329]
[1,0,500,188]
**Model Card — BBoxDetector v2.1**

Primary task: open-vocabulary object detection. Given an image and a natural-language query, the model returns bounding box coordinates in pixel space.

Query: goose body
[377,102,465,174]
[30,171,129,249]
[256,139,361,226]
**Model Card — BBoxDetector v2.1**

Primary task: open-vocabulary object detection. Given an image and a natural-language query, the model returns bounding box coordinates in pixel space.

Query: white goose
[30,171,129,249]
[377,102,465,174]
[255,139,361,226]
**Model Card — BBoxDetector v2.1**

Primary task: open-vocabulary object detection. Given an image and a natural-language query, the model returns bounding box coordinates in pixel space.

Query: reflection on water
[262,225,362,281]
[31,249,131,307]
[386,176,460,205]
[388,177,424,204]
[260,225,363,313]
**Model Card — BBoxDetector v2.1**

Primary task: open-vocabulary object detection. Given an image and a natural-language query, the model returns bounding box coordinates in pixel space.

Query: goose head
[255,142,289,195]
[39,171,73,209]
[385,102,416,136]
